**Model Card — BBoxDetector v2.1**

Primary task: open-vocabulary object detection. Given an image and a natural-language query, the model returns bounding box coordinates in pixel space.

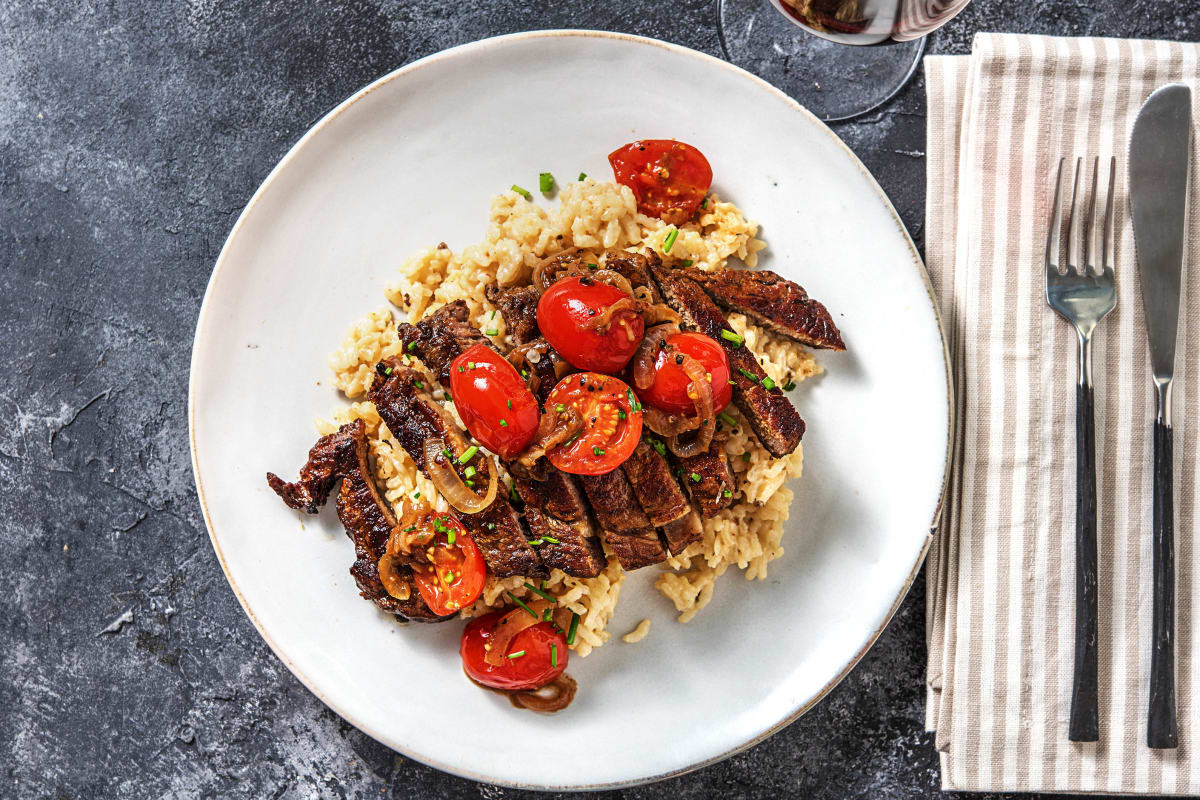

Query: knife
[1129,82,1192,750]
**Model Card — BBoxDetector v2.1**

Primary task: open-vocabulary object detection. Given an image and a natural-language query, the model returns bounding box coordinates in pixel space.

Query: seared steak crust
[515,471,606,578]
[396,300,490,385]
[368,361,545,579]
[579,469,655,536]
[266,420,441,622]
[674,438,736,518]
[660,511,702,555]
[604,530,668,571]
[486,283,541,345]
[686,267,845,351]
[621,439,690,528]
[650,264,805,457]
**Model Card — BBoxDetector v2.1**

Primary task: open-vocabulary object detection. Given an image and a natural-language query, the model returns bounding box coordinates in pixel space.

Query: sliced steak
[685,267,845,351]
[396,300,489,385]
[620,439,690,527]
[267,420,441,622]
[673,438,735,518]
[602,249,660,299]
[368,360,545,578]
[486,283,541,345]
[514,471,606,577]
[650,264,805,457]
[604,530,669,571]
[660,511,702,555]
[522,338,572,405]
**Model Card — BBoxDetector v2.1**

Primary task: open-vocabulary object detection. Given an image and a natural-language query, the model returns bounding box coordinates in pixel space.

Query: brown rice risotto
[317,177,820,656]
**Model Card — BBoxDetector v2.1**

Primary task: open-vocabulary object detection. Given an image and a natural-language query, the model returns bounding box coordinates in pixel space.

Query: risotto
[318,177,819,656]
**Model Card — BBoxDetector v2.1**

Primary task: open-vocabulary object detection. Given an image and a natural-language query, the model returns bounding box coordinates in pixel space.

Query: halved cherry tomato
[544,372,642,475]
[641,332,733,416]
[608,139,713,224]
[408,512,486,616]
[537,277,645,374]
[449,344,540,459]
[461,610,568,691]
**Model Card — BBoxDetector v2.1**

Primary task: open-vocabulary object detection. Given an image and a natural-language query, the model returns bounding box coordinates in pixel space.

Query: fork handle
[1069,381,1100,742]
[1148,414,1177,749]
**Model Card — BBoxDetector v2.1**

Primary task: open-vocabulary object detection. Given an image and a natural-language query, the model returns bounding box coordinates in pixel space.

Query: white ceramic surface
[189,31,950,790]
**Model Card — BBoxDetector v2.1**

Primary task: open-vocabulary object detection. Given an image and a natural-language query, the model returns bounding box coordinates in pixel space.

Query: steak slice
[486,283,541,345]
[674,438,736,518]
[579,470,667,570]
[396,300,489,385]
[605,530,669,571]
[685,267,845,351]
[514,471,606,577]
[650,264,805,457]
[660,511,702,556]
[267,420,441,622]
[621,439,690,527]
[368,360,545,578]
[602,249,661,299]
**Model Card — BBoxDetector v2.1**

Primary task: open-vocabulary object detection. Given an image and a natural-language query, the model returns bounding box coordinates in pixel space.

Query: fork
[1046,156,1117,743]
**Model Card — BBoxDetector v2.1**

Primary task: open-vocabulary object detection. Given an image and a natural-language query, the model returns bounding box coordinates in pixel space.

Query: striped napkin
[925,33,1200,793]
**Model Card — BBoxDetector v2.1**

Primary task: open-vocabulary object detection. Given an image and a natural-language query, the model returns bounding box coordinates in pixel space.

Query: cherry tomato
[461,610,568,691]
[449,344,540,459]
[608,139,713,224]
[544,372,643,475]
[641,332,733,416]
[537,277,645,373]
[408,513,486,616]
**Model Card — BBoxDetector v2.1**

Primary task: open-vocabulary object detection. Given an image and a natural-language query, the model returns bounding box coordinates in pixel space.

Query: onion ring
[630,322,681,391]
[509,674,578,713]
[422,438,498,514]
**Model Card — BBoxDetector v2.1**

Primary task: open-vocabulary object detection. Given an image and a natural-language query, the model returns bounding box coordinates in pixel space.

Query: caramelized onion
[631,323,681,391]
[641,302,681,327]
[582,296,640,333]
[514,406,584,468]
[422,438,498,514]
[642,406,702,436]
[532,248,582,292]
[668,358,715,457]
[591,268,634,298]
[484,600,553,667]
[509,674,578,713]
[376,554,412,601]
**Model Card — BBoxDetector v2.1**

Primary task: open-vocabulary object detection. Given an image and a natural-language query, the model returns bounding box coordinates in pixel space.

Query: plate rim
[188,28,953,791]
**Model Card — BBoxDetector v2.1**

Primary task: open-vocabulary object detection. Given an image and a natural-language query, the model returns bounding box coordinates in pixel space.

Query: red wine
[770,0,970,44]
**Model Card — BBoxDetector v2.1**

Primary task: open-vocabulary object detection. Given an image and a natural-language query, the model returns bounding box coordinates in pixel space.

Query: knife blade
[1129,82,1191,750]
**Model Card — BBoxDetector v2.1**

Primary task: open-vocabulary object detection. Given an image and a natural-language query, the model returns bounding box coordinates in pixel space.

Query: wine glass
[718,0,973,121]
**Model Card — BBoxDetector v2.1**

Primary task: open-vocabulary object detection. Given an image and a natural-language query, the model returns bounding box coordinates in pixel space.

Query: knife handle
[1070,383,1100,742]
[1148,418,1177,749]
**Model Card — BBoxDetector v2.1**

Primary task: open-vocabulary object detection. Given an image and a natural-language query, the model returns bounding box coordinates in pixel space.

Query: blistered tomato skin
[608,140,713,224]
[448,344,540,459]
[460,611,568,691]
[641,332,733,416]
[544,372,643,475]
[536,277,644,374]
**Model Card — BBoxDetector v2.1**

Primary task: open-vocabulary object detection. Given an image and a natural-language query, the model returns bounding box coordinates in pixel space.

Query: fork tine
[1103,155,1116,274]
[1046,157,1065,274]
[1066,156,1084,274]
[1086,156,1101,274]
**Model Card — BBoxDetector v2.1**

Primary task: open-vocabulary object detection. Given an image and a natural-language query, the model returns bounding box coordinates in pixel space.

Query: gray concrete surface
[2,1,1196,797]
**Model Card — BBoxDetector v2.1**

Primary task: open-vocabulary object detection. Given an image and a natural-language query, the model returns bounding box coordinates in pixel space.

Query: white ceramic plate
[189,30,950,790]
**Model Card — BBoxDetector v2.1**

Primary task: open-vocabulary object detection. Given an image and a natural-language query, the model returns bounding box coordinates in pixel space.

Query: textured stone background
[3,1,1197,798]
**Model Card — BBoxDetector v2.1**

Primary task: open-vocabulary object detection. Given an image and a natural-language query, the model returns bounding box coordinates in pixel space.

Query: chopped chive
[465,479,475,487]
[681,259,694,267]
[507,592,538,619]
[488,522,495,530]
[618,410,627,420]
[742,452,751,462]
[500,418,508,427]
[728,379,736,385]
[468,361,476,369]
[718,411,737,428]
[720,329,744,347]
[540,579,547,589]
[510,483,520,503]
[458,445,478,464]
[649,438,666,457]
[491,310,497,319]
[414,380,424,388]
[444,571,455,582]
[511,184,532,201]
[723,488,733,498]
[458,365,465,373]
[564,430,582,447]
[566,612,580,645]
[551,644,558,667]
[761,377,777,390]
[542,536,559,544]
[544,607,553,621]
[412,490,421,499]
[690,472,701,483]
[443,391,452,401]
[663,227,679,253]
[521,368,529,378]
[737,368,759,382]
[404,525,416,532]
[524,582,557,603]
[507,650,526,659]
[700,197,707,209]
[507,399,512,409]
[384,366,393,375]
[407,341,416,351]
[486,327,499,336]
[577,172,587,181]
[464,465,476,479]
[539,172,554,193]
[447,529,456,545]
[587,262,598,270]
[592,446,605,456]
[442,447,452,458]
[783,380,797,391]
[555,403,566,413]
[528,538,545,546]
